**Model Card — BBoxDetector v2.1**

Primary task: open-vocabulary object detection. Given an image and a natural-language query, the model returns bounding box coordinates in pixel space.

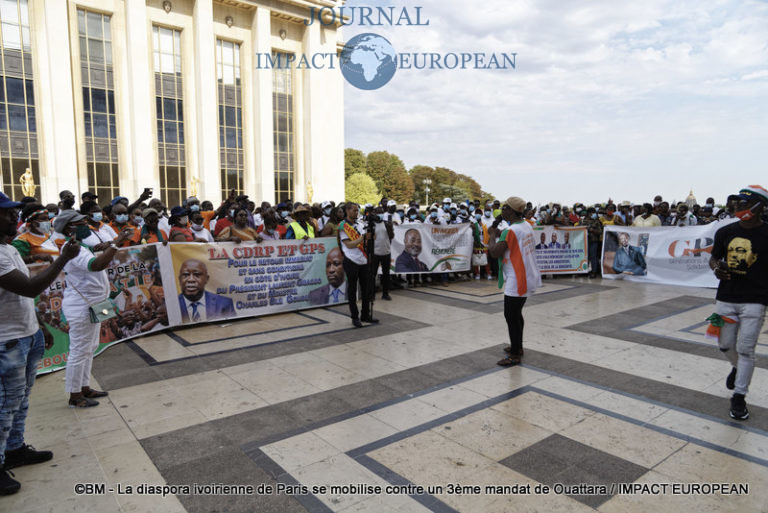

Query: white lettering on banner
[389,224,474,274]
[531,226,589,274]
[30,239,347,375]
[600,219,738,288]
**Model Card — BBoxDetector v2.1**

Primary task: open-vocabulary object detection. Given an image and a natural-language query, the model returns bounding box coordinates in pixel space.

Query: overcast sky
[341,0,768,206]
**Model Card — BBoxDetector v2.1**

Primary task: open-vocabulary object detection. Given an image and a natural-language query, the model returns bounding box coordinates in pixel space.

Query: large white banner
[390,224,473,274]
[601,219,738,288]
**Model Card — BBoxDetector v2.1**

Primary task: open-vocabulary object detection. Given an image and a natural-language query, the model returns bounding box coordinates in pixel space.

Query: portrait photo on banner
[602,230,650,277]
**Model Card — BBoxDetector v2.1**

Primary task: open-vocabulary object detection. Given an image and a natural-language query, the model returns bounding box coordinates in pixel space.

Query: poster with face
[390,224,473,274]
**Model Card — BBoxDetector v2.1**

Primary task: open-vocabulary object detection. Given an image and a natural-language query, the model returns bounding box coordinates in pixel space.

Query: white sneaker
[474,275,480,280]
[487,275,493,280]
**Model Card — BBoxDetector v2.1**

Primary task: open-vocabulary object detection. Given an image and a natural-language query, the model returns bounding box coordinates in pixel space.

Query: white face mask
[179,216,189,226]
[191,223,203,231]
[36,221,52,234]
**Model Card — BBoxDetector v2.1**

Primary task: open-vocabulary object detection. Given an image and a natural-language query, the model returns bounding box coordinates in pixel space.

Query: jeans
[716,301,767,396]
[504,295,527,355]
[372,254,391,296]
[343,257,372,321]
[0,329,44,466]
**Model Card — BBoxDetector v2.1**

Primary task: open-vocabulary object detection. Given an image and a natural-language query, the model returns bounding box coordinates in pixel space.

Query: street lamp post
[423,178,432,207]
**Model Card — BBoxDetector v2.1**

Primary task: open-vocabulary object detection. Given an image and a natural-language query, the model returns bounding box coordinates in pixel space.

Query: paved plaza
[9,277,768,513]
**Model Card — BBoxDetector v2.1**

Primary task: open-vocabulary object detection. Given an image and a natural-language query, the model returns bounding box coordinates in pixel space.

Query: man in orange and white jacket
[488,196,542,366]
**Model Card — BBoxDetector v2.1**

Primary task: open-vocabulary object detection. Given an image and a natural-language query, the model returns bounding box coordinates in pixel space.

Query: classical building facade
[0,0,344,206]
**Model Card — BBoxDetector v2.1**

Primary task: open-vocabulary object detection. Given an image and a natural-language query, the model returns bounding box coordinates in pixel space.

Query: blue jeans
[0,329,44,466]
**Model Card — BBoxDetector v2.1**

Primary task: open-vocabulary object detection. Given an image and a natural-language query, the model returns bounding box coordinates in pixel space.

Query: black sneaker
[0,468,20,495]
[730,393,749,420]
[726,367,737,390]
[3,444,53,470]
[381,294,392,301]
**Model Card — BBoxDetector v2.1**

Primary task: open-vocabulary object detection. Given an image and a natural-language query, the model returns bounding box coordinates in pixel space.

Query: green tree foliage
[345,173,380,205]
[365,151,414,204]
[344,148,367,179]
[409,165,493,205]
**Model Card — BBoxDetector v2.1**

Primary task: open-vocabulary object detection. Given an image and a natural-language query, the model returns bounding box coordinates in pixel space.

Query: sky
[340,0,768,206]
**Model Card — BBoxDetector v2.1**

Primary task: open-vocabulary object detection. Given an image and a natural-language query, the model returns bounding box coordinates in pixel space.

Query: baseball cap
[737,185,768,204]
[504,197,526,214]
[81,191,98,200]
[442,197,451,203]
[0,191,23,209]
[142,207,159,218]
[53,209,86,233]
[386,200,397,207]
[321,201,332,209]
[111,196,128,206]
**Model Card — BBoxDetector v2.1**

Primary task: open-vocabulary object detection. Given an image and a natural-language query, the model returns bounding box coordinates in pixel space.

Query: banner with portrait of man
[389,224,473,274]
[160,238,346,325]
[532,226,588,273]
[601,219,738,287]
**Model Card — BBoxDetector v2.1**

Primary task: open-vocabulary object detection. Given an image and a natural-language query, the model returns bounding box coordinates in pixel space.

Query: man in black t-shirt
[709,185,768,420]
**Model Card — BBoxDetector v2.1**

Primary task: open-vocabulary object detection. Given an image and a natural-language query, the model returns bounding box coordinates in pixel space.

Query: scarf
[339,220,366,258]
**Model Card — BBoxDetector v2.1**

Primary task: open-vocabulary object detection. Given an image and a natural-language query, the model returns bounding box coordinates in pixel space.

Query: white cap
[458,203,468,209]
[386,199,396,207]
[321,201,331,208]
[443,197,451,203]
[450,203,457,209]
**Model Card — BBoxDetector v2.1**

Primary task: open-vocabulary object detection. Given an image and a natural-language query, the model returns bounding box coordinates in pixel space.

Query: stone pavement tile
[330,379,401,411]
[13,495,123,513]
[371,368,447,396]
[313,413,400,453]
[261,431,342,474]
[163,447,308,513]
[491,392,597,433]
[279,388,359,426]
[92,366,166,392]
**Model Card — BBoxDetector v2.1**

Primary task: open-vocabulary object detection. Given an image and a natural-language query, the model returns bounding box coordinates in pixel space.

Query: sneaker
[3,444,53,470]
[474,275,480,280]
[726,367,737,390]
[0,469,20,496]
[487,275,493,280]
[730,393,749,420]
[381,294,392,301]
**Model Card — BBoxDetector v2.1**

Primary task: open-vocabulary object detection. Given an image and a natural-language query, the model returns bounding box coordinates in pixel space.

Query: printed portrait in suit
[177,259,235,322]
[309,247,348,305]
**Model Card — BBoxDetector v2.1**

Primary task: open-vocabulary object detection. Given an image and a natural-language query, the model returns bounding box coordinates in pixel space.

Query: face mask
[450,209,457,215]
[377,214,384,221]
[705,203,713,208]
[281,210,289,218]
[475,214,482,221]
[48,212,56,219]
[92,213,103,222]
[430,212,438,219]
[191,223,203,231]
[190,205,200,212]
[484,210,491,217]
[180,216,189,226]
[653,201,661,207]
[735,204,758,221]
[229,210,236,218]
[443,204,450,209]
[409,214,417,220]
[133,215,143,224]
[74,224,91,240]
[397,210,404,217]
[323,208,332,216]
[115,214,129,223]
[591,213,598,219]
[37,221,52,234]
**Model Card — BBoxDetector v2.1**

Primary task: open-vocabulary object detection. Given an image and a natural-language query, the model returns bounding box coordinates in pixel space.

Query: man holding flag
[488,197,542,366]
[338,203,378,328]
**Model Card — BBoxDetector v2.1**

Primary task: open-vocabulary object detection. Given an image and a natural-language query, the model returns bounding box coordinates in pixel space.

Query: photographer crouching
[338,203,379,328]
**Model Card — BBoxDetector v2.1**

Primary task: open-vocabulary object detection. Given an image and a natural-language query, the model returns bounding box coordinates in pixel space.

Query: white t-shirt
[498,222,542,297]
[0,243,38,340]
[63,245,110,305]
[190,226,214,242]
[339,220,368,265]
[374,220,391,256]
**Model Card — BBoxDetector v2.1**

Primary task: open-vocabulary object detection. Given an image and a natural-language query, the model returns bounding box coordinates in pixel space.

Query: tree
[365,151,412,203]
[344,148,367,179]
[345,173,380,205]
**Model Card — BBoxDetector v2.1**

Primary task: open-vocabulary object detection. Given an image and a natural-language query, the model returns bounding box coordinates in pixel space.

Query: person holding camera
[338,203,378,327]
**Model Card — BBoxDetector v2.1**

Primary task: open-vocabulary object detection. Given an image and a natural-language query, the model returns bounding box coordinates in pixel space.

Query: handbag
[69,282,119,324]
[472,251,488,267]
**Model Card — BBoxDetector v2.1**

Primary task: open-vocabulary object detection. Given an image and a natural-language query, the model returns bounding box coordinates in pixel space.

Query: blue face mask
[430,212,438,219]
[37,221,52,234]
[323,208,332,216]
[409,214,417,220]
[48,212,56,219]
[115,214,129,223]
[475,214,482,221]
[92,213,103,222]
[484,210,491,217]
[190,204,200,212]
[281,210,289,218]
[591,213,598,219]
[74,224,91,240]
[450,209,457,215]
[397,210,404,217]
[377,214,384,221]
